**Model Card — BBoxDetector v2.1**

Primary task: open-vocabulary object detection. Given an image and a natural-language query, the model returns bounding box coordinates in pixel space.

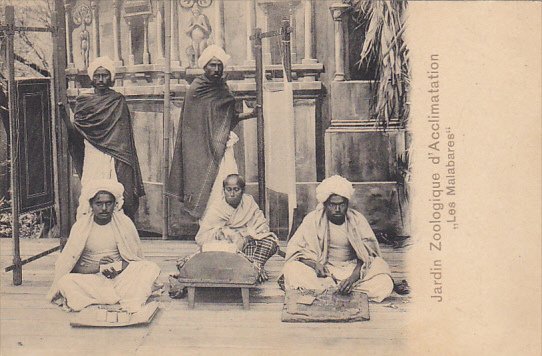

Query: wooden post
[162,0,171,240]
[253,28,265,211]
[281,20,292,82]
[53,0,71,248]
[5,6,22,285]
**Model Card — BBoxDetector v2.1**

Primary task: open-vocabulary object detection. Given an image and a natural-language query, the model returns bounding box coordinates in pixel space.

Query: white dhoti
[283,257,393,303]
[57,260,160,312]
[202,131,239,220]
[81,139,118,185]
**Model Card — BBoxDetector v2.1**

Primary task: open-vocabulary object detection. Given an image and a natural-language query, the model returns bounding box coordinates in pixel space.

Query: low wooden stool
[175,251,259,310]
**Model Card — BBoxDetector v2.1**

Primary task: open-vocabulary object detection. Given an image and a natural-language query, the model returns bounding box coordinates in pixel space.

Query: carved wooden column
[125,18,135,65]
[90,0,100,58]
[329,3,349,81]
[112,0,123,65]
[170,1,180,66]
[302,0,316,64]
[64,1,74,67]
[155,0,165,64]
[214,0,225,49]
[288,1,298,63]
[244,0,256,66]
[143,16,151,64]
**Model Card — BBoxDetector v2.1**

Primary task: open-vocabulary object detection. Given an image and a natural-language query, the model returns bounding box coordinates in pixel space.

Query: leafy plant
[351,0,410,128]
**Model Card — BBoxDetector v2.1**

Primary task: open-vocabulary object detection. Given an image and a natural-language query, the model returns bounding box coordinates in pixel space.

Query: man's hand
[337,269,361,295]
[216,228,227,241]
[299,258,329,278]
[313,262,329,278]
[237,104,261,121]
[99,257,122,279]
[251,104,261,118]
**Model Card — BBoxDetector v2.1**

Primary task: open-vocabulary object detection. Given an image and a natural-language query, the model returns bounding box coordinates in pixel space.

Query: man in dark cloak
[167,45,257,219]
[59,56,145,221]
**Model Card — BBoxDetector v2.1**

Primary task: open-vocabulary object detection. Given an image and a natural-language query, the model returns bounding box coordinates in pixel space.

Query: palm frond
[351,0,410,128]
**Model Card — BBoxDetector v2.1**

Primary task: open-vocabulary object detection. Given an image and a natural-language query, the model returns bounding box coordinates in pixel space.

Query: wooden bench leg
[187,287,196,309]
[241,288,250,310]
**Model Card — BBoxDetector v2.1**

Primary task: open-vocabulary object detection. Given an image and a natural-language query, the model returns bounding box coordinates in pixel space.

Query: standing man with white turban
[59,56,145,221]
[282,175,394,302]
[167,45,258,220]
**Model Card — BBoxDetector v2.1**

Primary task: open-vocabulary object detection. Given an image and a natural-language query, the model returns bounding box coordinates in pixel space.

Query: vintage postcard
[0,0,540,355]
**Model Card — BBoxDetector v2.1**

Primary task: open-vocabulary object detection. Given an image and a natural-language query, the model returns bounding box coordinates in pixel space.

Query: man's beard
[328,214,346,225]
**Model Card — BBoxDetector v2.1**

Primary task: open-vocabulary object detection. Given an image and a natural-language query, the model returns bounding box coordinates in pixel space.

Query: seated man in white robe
[46,180,161,313]
[194,174,279,281]
[282,175,393,302]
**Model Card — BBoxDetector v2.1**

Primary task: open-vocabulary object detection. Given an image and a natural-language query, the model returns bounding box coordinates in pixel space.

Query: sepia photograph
[0,0,540,355]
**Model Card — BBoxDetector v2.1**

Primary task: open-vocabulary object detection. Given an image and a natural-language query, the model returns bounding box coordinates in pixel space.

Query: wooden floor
[0,239,410,355]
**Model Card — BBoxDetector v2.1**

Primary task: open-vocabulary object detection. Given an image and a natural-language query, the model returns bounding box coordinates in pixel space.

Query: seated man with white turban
[195,174,278,281]
[59,56,145,221]
[46,180,160,313]
[282,175,393,302]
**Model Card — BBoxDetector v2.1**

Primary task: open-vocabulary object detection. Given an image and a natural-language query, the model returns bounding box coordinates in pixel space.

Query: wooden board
[69,302,159,328]
[177,251,259,285]
[282,289,370,323]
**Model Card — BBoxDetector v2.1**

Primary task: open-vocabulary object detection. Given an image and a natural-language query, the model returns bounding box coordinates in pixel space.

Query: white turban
[315,175,355,204]
[197,44,231,69]
[87,56,116,79]
[77,179,125,219]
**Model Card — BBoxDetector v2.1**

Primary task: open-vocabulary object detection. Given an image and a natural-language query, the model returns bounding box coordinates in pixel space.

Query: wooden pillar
[64,1,74,67]
[253,28,266,211]
[329,3,349,81]
[5,6,22,285]
[155,0,165,64]
[163,0,171,240]
[170,1,180,67]
[112,0,123,65]
[90,0,100,58]
[53,0,71,248]
[302,0,316,64]
[244,0,256,66]
[214,0,225,49]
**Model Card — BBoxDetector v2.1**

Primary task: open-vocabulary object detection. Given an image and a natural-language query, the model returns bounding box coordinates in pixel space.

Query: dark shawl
[70,89,145,218]
[167,75,237,218]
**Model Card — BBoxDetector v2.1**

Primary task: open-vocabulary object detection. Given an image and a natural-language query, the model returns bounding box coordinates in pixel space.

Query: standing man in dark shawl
[167,45,257,219]
[59,56,145,221]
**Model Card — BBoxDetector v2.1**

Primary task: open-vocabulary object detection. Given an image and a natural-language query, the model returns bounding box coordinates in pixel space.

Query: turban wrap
[87,56,116,79]
[197,44,231,69]
[77,179,125,220]
[315,175,355,204]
